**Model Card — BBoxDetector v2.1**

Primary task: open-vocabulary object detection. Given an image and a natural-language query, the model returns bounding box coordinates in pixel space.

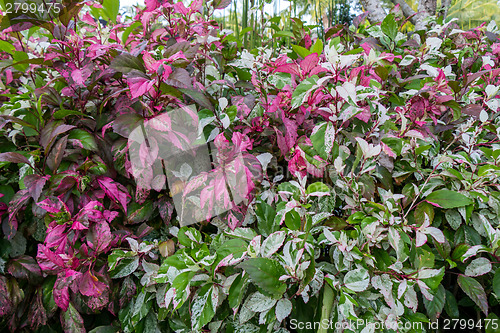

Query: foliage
[0,1,500,332]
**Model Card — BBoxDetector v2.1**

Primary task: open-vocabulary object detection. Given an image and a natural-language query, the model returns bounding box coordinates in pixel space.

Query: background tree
[360,0,500,30]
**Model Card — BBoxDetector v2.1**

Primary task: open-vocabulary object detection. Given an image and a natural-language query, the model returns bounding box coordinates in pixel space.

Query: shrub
[0,1,499,332]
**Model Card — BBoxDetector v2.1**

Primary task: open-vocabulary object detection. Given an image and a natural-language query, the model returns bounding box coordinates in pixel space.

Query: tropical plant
[0,0,499,332]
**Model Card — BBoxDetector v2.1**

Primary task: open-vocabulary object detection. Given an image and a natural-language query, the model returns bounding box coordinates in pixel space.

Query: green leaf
[284,210,301,231]
[61,302,85,333]
[127,201,154,224]
[381,14,397,40]
[310,39,323,55]
[13,51,28,71]
[306,182,329,195]
[89,326,119,333]
[225,105,237,122]
[485,313,500,333]
[228,273,247,309]
[68,129,98,151]
[291,44,311,58]
[425,190,473,209]
[423,284,446,321]
[102,0,120,23]
[0,41,15,55]
[53,109,86,119]
[122,21,142,45]
[422,267,445,290]
[414,202,434,226]
[444,290,459,318]
[255,201,277,237]
[457,275,488,315]
[177,227,202,248]
[381,137,403,156]
[191,284,216,330]
[445,209,462,230]
[493,268,500,297]
[237,258,286,298]
[110,53,146,74]
[217,239,247,260]
[291,76,318,109]
[107,249,132,270]
[240,27,253,35]
[109,257,139,279]
[272,31,294,38]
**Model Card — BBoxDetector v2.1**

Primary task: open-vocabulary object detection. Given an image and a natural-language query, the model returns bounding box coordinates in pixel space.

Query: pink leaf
[88,222,113,253]
[174,1,189,15]
[145,0,160,11]
[275,63,301,76]
[45,224,67,248]
[142,52,161,72]
[300,53,319,75]
[97,177,130,212]
[127,76,155,99]
[78,271,107,297]
[53,270,80,311]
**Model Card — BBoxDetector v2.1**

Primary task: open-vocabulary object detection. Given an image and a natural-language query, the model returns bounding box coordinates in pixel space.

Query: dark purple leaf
[0,276,13,316]
[164,68,191,88]
[157,198,174,224]
[0,152,30,165]
[6,190,31,239]
[40,123,75,153]
[112,113,144,138]
[54,175,78,195]
[178,88,214,111]
[27,290,47,330]
[0,115,37,129]
[462,104,482,118]
[23,174,48,202]
[47,135,69,171]
[7,255,42,280]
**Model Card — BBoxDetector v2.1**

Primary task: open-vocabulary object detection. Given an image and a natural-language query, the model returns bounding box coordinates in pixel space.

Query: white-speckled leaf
[465,257,491,277]
[275,298,292,322]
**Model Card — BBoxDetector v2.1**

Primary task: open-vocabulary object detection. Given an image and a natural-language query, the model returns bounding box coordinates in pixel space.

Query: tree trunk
[391,0,417,24]
[415,0,437,30]
[359,0,386,24]
[362,0,446,29]
[441,0,452,19]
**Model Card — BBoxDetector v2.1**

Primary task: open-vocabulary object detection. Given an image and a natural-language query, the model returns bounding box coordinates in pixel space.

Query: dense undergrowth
[0,1,500,332]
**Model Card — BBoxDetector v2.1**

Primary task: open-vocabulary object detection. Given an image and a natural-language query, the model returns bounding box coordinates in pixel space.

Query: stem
[317,283,334,333]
